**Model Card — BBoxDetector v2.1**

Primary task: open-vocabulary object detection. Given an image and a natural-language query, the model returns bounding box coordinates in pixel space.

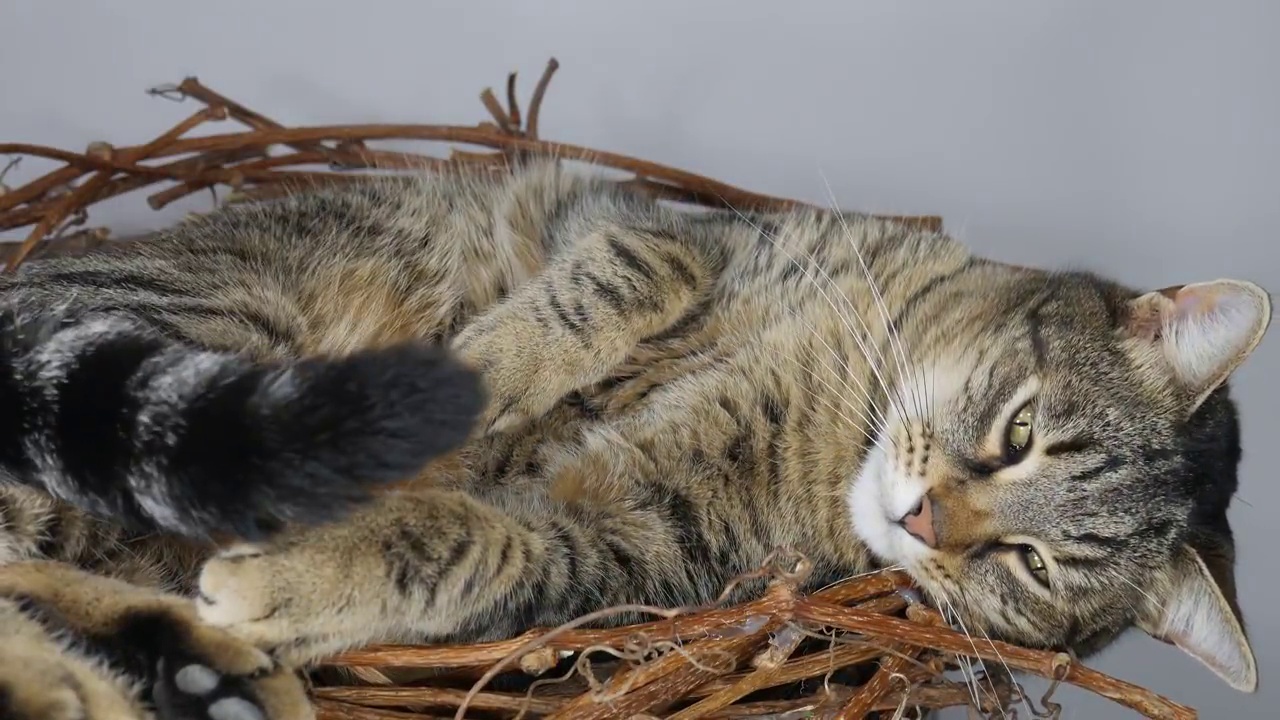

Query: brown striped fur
[0,161,1271,718]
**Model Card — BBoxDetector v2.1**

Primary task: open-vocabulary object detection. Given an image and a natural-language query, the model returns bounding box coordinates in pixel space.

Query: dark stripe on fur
[1043,438,1093,456]
[1071,454,1126,484]
[890,259,973,332]
[548,294,588,339]
[581,271,628,314]
[606,236,655,282]
[0,305,484,541]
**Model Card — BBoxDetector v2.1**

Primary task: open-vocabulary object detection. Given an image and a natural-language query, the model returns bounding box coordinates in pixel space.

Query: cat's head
[848,269,1271,692]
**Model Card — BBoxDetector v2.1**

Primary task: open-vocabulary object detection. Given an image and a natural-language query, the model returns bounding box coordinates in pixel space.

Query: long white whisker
[1109,568,1165,614]
[938,598,983,710]
[973,621,1026,719]
[738,211,899,419]
[788,350,886,447]
[823,207,923,428]
[814,564,906,594]
[819,172,927,426]
[934,588,1012,718]
[783,348,890,454]
[786,309,891,432]
[721,202,905,426]
[797,379,889,455]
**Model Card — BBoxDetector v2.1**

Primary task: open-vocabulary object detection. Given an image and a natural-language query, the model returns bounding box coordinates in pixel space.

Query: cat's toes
[0,642,140,720]
[152,655,311,720]
[196,543,369,668]
[452,326,560,433]
[195,545,278,628]
[154,658,262,720]
[145,607,313,720]
[0,562,312,719]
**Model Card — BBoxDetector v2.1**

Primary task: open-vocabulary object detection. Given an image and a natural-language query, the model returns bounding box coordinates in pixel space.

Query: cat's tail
[0,307,484,541]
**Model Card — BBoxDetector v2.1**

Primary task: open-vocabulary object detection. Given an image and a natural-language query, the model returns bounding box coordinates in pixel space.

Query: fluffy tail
[0,309,484,540]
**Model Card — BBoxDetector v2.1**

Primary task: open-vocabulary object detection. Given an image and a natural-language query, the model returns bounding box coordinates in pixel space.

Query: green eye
[1004,404,1034,462]
[1018,544,1050,587]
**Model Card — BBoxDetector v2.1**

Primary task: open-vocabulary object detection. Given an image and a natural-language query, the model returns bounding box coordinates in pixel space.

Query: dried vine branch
[0,60,1194,720]
[0,57,939,272]
[315,555,1191,720]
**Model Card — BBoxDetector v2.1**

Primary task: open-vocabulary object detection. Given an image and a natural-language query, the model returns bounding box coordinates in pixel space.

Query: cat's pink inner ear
[1127,280,1271,402]
[1137,545,1258,692]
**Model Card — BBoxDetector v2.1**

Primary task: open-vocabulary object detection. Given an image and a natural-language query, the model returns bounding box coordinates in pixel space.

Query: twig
[312,686,562,716]
[506,72,523,130]
[6,106,225,268]
[526,58,559,139]
[664,624,806,720]
[833,606,948,720]
[796,599,1195,720]
[161,77,349,164]
[480,88,516,134]
[0,60,941,272]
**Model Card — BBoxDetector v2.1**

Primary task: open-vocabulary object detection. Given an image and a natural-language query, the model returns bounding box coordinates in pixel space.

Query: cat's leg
[196,475,741,668]
[452,225,715,432]
[0,483,131,565]
[0,561,312,720]
[0,596,150,720]
[0,483,205,589]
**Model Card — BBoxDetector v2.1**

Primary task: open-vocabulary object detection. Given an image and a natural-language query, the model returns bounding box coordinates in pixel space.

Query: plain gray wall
[2,1,1276,717]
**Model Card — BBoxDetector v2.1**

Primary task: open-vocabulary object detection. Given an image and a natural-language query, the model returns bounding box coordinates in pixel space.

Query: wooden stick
[0,61,941,269]
[796,599,1195,720]
[6,107,225,268]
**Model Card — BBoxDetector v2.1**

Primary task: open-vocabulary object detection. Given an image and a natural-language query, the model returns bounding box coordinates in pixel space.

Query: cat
[0,160,1269,719]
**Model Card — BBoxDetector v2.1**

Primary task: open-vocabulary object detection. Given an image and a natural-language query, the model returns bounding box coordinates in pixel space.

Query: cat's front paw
[196,538,392,669]
[451,315,574,433]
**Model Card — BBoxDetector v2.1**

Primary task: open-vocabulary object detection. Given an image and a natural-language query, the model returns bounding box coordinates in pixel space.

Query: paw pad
[155,657,269,720]
[174,663,220,695]
[208,697,266,720]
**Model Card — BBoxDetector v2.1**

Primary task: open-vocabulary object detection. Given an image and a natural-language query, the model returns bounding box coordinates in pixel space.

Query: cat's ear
[1122,280,1271,412]
[1136,543,1257,692]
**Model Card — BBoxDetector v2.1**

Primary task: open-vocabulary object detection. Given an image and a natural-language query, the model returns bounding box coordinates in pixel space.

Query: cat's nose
[897,493,938,548]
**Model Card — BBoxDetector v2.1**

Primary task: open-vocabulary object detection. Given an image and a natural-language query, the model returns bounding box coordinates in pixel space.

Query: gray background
[2,1,1276,717]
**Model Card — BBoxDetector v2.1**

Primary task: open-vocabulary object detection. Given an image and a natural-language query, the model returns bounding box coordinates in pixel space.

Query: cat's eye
[1004,404,1034,463]
[1017,544,1050,587]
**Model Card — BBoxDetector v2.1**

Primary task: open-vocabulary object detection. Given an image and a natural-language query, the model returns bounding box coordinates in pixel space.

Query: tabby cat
[0,161,1268,719]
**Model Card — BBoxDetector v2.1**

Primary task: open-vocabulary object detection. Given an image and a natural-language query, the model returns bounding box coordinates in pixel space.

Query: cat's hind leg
[0,561,312,720]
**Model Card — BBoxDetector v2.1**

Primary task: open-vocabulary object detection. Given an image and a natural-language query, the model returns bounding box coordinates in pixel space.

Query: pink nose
[899,493,937,548]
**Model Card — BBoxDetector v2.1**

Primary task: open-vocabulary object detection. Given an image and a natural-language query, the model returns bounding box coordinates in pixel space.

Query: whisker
[973,619,1025,719]
[817,181,917,406]
[819,172,929,428]
[814,564,906,594]
[786,309,892,433]
[934,587,1010,718]
[722,203,906,427]
[782,349,890,454]
[1109,568,1166,614]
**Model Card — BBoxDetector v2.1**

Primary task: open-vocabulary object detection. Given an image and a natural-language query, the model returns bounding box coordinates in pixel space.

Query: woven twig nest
[0,60,1197,720]
[310,556,1020,720]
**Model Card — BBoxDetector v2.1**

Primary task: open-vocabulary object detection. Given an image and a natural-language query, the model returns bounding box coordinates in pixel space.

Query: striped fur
[0,561,311,720]
[0,161,1270,718]
[0,296,482,541]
